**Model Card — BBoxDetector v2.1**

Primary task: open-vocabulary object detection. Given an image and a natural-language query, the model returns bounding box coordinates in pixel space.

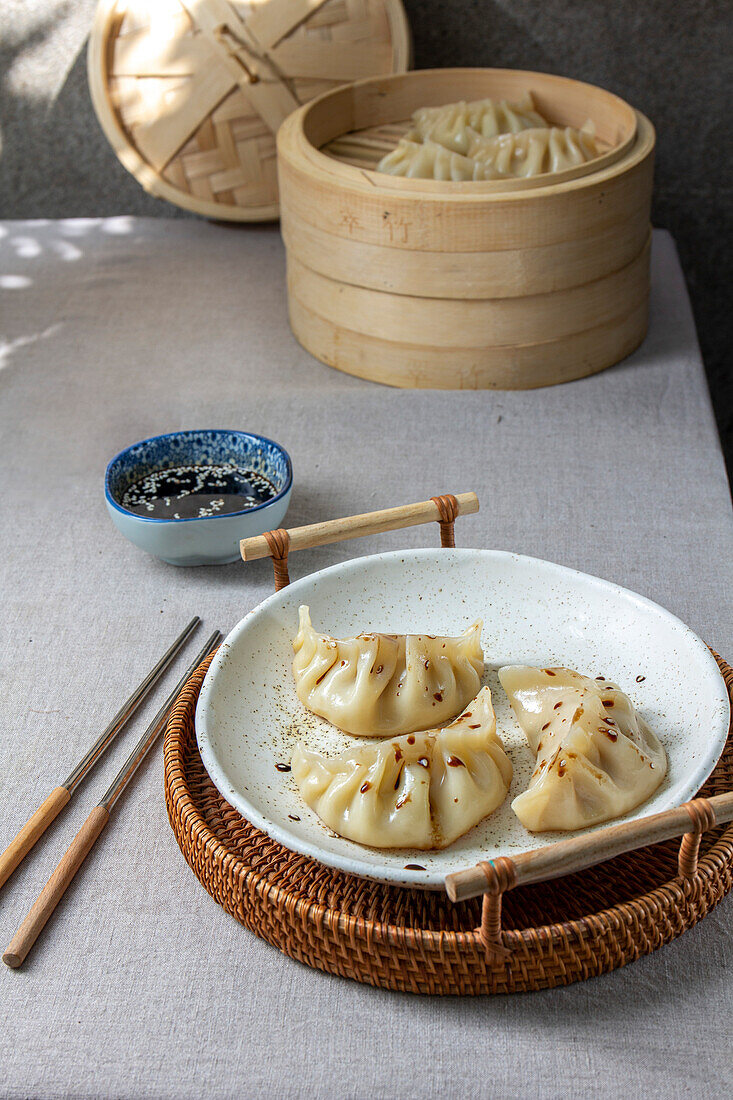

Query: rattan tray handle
[446,791,733,957]
[240,492,479,589]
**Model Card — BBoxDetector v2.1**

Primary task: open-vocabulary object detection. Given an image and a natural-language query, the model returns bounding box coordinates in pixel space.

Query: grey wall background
[2,0,731,469]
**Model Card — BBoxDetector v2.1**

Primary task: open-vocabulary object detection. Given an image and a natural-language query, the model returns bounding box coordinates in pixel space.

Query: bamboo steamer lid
[87,0,410,221]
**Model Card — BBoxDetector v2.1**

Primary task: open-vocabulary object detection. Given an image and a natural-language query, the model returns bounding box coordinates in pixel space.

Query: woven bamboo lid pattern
[164,652,733,995]
[87,0,410,220]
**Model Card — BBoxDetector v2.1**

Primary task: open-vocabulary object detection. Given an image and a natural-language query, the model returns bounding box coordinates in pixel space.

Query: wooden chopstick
[0,616,201,894]
[2,629,221,969]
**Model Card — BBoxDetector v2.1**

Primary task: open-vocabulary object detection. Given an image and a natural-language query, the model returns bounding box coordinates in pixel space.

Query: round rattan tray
[164,652,733,994]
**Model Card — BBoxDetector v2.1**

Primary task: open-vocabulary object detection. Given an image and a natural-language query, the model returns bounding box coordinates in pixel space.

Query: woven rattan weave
[164,652,733,994]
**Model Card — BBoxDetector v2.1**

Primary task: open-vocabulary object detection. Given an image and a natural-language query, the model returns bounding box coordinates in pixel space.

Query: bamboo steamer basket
[87,0,410,221]
[277,68,656,388]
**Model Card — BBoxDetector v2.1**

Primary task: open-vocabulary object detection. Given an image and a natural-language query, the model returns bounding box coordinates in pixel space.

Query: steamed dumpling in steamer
[377,125,598,181]
[376,138,484,180]
[409,93,549,147]
[377,89,600,181]
[378,93,549,176]
[404,104,477,156]
[291,687,512,849]
[466,125,599,178]
[499,666,667,832]
[292,606,484,735]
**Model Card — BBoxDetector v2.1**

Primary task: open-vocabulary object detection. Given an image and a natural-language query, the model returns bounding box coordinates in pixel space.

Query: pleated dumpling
[466,125,599,179]
[292,606,484,736]
[404,102,477,155]
[291,687,512,849]
[377,138,482,180]
[499,666,667,832]
[409,94,548,147]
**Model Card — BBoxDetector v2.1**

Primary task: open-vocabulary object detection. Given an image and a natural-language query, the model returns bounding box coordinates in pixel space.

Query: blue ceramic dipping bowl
[105,430,292,566]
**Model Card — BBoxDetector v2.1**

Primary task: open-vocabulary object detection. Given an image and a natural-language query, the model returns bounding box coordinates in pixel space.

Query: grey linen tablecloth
[1,219,732,1099]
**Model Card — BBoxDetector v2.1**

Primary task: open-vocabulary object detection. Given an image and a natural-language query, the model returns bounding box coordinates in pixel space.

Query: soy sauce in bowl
[105,429,293,565]
[121,464,277,520]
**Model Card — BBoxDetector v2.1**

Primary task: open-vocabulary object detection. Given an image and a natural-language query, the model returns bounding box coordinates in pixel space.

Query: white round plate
[196,549,730,889]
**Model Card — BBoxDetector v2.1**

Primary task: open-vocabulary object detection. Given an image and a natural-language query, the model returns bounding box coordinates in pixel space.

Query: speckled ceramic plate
[195,549,730,888]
